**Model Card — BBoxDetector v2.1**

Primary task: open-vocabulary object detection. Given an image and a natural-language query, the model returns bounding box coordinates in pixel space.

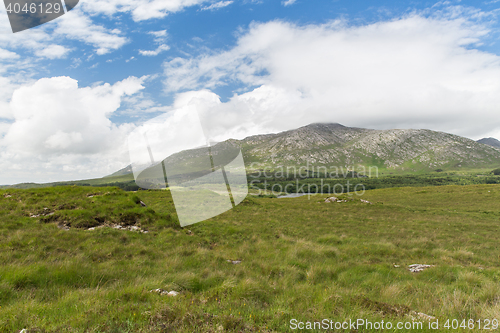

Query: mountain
[237,123,500,171]
[135,123,500,175]
[477,137,500,149]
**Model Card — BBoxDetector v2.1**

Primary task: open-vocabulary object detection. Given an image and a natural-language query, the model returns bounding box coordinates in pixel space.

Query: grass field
[1,184,500,332]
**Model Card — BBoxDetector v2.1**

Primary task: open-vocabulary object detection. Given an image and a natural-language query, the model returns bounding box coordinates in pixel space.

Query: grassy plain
[1,184,500,332]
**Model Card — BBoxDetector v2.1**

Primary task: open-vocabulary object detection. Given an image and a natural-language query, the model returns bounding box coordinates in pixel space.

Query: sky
[0,0,500,184]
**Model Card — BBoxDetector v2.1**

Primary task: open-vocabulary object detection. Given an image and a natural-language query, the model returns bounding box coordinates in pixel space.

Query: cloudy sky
[0,0,500,184]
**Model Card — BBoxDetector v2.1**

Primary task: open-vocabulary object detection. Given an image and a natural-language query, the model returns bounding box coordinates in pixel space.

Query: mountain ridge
[113,123,500,178]
[237,123,500,171]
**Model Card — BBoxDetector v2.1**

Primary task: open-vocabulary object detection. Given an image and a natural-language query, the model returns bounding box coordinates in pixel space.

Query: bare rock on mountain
[109,123,500,177]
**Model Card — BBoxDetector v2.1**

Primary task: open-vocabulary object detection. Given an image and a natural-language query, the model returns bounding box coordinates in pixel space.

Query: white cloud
[151,30,167,37]
[81,0,210,21]
[0,0,205,61]
[0,74,33,120]
[139,30,170,56]
[162,10,500,140]
[201,1,233,11]
[0,4,77,61]
[34,44,71,59]
[0,4,128,59]
[0,16,67,59]
[281,0,296,7]
[0,76,145,184]
[0,48,19,60]
[54,9,129,55]
[149,30,168,40]
[139,44,170,56]
[4,75,144,154]
[139,29,170,56]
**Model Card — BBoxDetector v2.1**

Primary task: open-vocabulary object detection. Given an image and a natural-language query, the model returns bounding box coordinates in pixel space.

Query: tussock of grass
[1,185,500,332]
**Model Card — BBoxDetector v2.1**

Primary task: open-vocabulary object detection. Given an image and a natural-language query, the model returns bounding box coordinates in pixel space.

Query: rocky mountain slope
[238,123,500,171]
[113,123,500,177]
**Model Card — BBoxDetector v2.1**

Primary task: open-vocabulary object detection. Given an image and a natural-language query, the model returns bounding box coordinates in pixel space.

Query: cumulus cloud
[0,76,145,184]
[0,74,32,120]
[163,8,500,140]
[4,76,144,154]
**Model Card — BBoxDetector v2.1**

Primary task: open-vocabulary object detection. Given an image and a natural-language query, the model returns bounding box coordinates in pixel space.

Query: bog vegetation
[1,183,500,332]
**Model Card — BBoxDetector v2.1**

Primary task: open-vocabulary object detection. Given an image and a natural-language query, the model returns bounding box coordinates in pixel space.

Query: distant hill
[477,137,500,149]
[105,164,133,177]
[1,172,135,190]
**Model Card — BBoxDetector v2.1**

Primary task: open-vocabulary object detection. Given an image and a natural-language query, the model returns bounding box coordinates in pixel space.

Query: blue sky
[0,0,500,184]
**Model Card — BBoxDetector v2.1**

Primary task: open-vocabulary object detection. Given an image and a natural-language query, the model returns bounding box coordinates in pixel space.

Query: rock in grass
[150,289,179,296]
[93,224,148,233]
[408,264,434,273]
[57,223,70,231]
[325,197,372,204]
[324,197,338,203]
[407,311,436,321]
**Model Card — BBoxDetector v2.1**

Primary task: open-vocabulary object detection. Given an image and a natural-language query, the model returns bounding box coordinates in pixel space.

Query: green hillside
[0,173,136,190]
